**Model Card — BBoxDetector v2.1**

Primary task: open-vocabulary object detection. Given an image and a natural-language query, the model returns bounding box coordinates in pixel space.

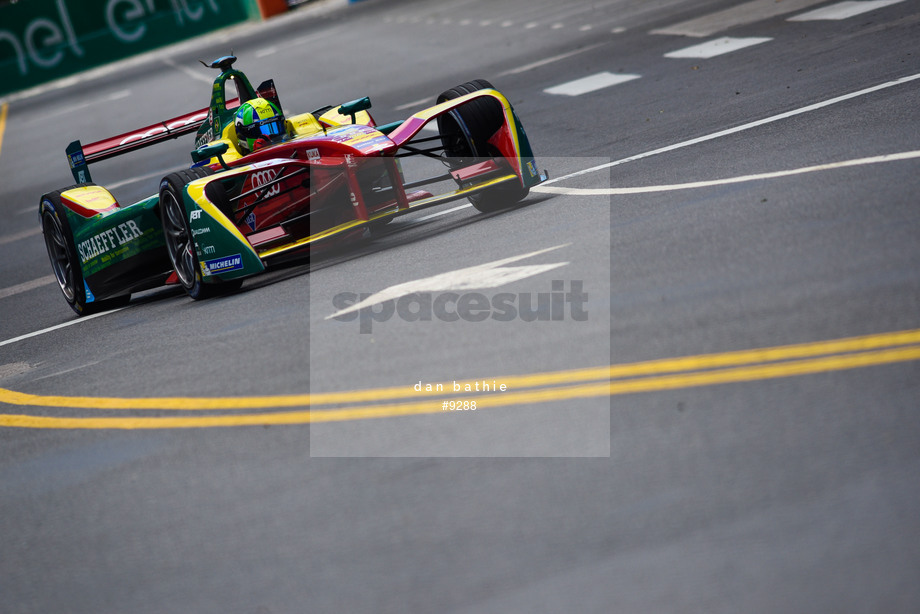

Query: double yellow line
[2,328,919,429]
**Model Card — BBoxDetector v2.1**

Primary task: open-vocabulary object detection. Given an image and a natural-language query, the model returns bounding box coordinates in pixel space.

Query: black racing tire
[159,167,243,300]
[40,187,131,316]
[436,79,528,213]
[436,79,501,161]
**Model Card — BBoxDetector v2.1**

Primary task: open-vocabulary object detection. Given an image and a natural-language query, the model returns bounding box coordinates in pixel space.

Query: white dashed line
[544,72,641,97]
[0,227,42,246]
[651,0,828,37]
[395,97,436,111]
[0,307,128,348]
[498,43,606,77]
[107,166,186,190]
[39,89,131,120]
[416,203,473,222]
[665,37,772,59]
[0,276,55,300]
[788,0,906,21]
[162,57,212,85]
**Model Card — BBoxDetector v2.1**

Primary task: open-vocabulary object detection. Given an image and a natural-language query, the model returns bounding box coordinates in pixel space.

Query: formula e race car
[40,55,547,315]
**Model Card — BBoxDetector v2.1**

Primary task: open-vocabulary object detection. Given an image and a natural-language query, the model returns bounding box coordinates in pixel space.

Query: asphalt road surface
[1,0,919,612]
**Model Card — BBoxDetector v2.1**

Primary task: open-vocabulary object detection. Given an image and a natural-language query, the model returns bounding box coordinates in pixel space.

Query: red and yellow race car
[40,55,547,315]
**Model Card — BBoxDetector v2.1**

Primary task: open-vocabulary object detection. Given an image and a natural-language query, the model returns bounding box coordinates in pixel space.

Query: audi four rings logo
[250,169,280,198]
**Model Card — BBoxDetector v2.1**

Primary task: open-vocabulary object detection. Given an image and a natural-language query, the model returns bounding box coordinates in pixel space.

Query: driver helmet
[235,98,285,153]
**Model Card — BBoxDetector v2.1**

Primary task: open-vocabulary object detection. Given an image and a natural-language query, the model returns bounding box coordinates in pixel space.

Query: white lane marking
[326,244,569,319]
[291,30,337,46]
[665,37,772,59]
[0,226,41,246]
[255,46,278,58]
[789,0,906,21]
[416,203,472,222]
[0,276,55,300]
[107,166,186,190]
[530,0,628,26]
[541,72,920,185]
[162,57,212,84]
[0,307,128,348]
[395,96,435,111]
[651,0,828,37]
[498,42,606,76]
[40,90,131,120]
[544,72,641,96]
[534,151,920,195]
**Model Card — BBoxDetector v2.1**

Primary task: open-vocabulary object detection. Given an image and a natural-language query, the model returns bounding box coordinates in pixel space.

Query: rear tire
[159,168,243,300]
[436,79,528,213]
[40,188,130,316]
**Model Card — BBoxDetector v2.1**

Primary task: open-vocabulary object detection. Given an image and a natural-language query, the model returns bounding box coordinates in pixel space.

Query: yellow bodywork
[61,185,119,212]
[197,107,374,166]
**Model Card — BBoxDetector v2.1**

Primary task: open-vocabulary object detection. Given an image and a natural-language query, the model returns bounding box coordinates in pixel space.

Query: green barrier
[0,0,256,98]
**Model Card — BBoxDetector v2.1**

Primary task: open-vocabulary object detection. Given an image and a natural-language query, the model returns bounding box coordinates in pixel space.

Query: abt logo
[189,210,202,221]
[249,169,280,198]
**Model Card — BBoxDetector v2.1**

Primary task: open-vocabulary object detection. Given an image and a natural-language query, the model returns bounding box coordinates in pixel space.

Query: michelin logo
[203,254,243,275]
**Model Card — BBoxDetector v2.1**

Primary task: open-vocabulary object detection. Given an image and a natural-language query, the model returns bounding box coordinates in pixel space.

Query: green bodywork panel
[67,195,165,278]
[510,107,543,189]
[194,65,257,149]
[181,180,264,282]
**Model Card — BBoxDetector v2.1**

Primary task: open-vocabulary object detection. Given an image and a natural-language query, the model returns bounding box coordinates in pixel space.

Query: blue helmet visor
[259,118,283,137]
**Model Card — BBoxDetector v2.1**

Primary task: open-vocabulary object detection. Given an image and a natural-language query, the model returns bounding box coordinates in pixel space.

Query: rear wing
[65,106,211,184]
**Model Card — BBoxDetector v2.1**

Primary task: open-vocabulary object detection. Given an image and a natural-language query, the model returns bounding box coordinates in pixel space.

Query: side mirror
[193,142,230,169]
[338,97,372,123]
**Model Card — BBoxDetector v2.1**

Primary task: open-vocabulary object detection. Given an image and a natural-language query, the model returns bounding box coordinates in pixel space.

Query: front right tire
[436,79,529,213]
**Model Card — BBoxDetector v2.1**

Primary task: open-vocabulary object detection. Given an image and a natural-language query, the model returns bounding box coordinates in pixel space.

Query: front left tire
[159,168,242,300]
[40,188,130,316]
